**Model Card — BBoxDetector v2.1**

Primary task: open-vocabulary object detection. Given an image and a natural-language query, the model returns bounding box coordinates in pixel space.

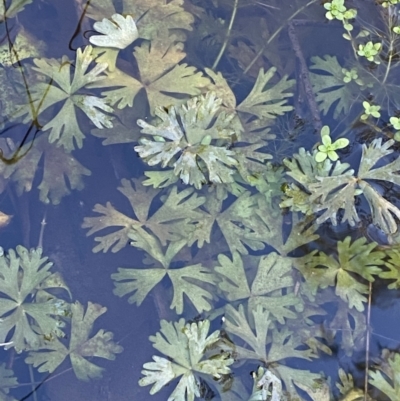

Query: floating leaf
[0,246,69,352]
[91,34,209,112]
[90,14,138,50]
[135,92,238,188]
[295,237,384,311]
[284,139,400,235]
[139,319,233,401]
[380,248,400,289]
[189,189,265,254]
[25,301,123,381]
[0,0,32,20]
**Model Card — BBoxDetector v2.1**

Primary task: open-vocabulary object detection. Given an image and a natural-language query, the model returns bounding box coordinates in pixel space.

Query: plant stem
[212,0,239,70]
[243,0,319,76]
[364,281,372,401]
[382,46,393,84]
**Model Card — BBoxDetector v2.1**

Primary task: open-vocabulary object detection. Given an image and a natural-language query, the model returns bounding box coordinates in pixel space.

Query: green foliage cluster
[3,0,400,401]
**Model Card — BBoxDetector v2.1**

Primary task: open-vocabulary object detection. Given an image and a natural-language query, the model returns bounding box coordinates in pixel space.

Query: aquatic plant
[3,0,400,400]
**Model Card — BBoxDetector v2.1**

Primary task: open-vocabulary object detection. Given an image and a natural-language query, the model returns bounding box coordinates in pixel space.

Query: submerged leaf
[0,364,18,401]
[0,246,69,352]
[112,230,217,314]
[309,55,357,118]
[215,252,298,323]
[236,67,295,120]
[25,301,123,381]
[140,319,233,401]
[4,135,91,205]
[122,0,194,40]
[369,353,400,401]
[83,180,204,253]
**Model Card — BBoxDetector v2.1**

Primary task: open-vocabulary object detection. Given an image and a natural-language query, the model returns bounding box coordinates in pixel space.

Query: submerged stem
[212,0,239,70]
[364,281,372,401]
[243,0,319,75]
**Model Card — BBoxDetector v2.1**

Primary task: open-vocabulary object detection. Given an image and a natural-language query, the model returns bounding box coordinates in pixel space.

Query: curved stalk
[243,0,319,75]
[212,0,239,70]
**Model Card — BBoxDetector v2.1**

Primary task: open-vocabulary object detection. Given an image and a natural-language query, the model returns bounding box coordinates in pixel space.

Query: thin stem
[382,42,394,84]
[37,210,47,249]
[212,0,239,70]
[243,0,319,75]
[364,281,372,401]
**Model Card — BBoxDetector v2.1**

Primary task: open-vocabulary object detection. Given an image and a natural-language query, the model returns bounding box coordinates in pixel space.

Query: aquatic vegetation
[89,14,138,50]
[0,246,69,352]
[4,0,400,400]
[111,234,217,314]
[315,125,349,162]
[139,319,233,401]
[25,301,123,381]
[4,135,91,204]
[0,363,18,401]
[83,180,205,252]
[284,139,400,234]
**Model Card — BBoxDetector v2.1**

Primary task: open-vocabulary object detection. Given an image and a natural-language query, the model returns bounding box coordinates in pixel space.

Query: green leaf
[223,304,320,398]
[0,0,32,20]
[369,353,400,401]
[83,180,204,252]
[92,34,209,112]
[295,237,384,311]
[236,67,295,120]
[139,319,234,401]
[112,229,217,314]
[336,368,364,399]
[135,92,238,188]
[0,246,69,352]
[380,249,400,288]
[284,139,400,235]
[215,252,298,323]
[30,46,113,151]
[25,301,123,381]
[5,135,91,205]
[309,55,357,118]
